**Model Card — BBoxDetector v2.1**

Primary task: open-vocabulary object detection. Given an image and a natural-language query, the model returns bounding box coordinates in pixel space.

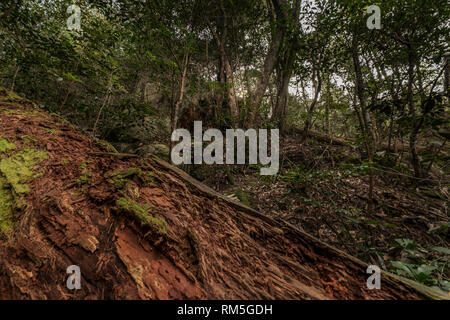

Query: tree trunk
[444,55,449,100]
[207,2,239,123]
[325,75,331,135]
[406,45,423,179]
[272,52,294,133]
[303,66,322,136]
[352,42,376,214]
[248,28,283,128]
[10,64,19,92]
[271,0,301,132]
[171,53,189,136]
[224,57,239,119]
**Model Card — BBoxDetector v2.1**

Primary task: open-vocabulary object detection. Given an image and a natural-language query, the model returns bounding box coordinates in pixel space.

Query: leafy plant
[389,238,449,292]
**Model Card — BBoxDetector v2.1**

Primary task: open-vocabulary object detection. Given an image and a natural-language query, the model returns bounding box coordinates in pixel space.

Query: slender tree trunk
[444,55,449,100]
[208,3,239,123]
[275,71,291,132]
[60,86,72,110]
[248,28,283,128]
[406,45,423,178]
[216,56,225,114]
[10,64,20,92]
[352,43,375,214]
[171,53,189,138]
[271,0,301,132]
[247,0,303,128]
[272,53,294,133]
[325,75,331,135]
[224,58,239,119]
[303,66,322,136]
[93,72,113,136]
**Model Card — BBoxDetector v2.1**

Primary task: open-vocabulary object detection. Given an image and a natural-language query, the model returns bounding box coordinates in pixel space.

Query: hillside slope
[0,88,447,300]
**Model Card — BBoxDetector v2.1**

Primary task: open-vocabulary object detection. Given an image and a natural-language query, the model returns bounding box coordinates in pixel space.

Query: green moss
[0,109,18,115]
[21,135,38,145]
[61,158,70,166]
[0,148,47,235]
[0,175,14,234]
[0,87,29,104]
[116,197,167,234]
[79,162,88,170]
[235,189,252,207]
[108,168,140,189]
[131,185,140,199]
[94,138,118,153]
[0,88,37,114]
[0,108,39,116]
[0,148,48,195]
[0,138,16,153]
[44,128,60,135]
[76,162,92,185]
[107,168,155,189]
[76,174,91,185]
[186,230,199,251]
[48,113,75,129]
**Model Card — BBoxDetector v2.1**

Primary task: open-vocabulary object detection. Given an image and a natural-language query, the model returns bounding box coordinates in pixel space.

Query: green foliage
[62,72,83,84]
[389,238,449,292]
[235,189,252,207]
[76,162,92,186]
[428,222,450,237]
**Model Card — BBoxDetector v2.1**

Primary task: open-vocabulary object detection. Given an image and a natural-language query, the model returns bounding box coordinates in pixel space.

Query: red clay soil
[0,89,447,300]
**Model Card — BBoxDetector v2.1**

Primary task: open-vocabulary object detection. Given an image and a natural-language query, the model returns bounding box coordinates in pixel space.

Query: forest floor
[1,87,448,299]
[194,132,450,292]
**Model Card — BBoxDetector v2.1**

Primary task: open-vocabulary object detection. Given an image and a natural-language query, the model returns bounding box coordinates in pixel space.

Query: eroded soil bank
[0,89,447,300]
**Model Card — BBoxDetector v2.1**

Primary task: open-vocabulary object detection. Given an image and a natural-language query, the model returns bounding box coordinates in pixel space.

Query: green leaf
[394,238,416,249]
[416,264,437,276]
[62,72,83,83]
[439,280,450,292]
[345,217,362,224]
[391,261,413,277]
[432,246,450,255]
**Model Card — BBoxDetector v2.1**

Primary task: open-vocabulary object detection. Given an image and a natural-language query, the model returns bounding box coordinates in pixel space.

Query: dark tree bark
[271,0,302,133]
[352,40,376,214]
[171,53,189,137]
[406,43,423,179]
[207,2,239,122]
[444,55,449,99]
[247,0,294,128]
[272,48,294,132]
[303,62,322,136]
